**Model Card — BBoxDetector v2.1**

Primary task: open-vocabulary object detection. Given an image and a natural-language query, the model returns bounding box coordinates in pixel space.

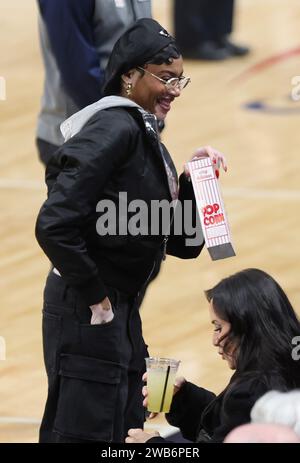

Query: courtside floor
[0,0,299,442]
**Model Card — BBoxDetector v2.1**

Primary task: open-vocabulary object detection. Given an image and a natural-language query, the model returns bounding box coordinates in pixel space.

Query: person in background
[36,0,152,166]
[173,0,249,61]
[224,423,300,443]
[36,18,227,443]
[224,389,300,442]
[126,268,300,443]
[251,390,300,435]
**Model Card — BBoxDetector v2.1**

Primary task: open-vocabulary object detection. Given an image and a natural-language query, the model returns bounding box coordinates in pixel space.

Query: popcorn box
[187,158,235,260]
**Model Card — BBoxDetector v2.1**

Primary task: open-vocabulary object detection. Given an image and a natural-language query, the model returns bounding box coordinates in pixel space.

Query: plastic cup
[145,357,180,413]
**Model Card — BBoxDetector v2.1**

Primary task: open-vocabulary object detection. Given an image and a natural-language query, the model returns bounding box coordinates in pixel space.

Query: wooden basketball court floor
[0,0,300,442]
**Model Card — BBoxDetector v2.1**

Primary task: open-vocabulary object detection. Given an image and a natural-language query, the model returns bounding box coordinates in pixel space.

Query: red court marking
[231,46,300,84]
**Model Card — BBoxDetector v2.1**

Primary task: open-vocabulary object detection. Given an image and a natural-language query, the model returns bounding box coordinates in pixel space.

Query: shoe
[219,36,250,57]
[182,41,231,61]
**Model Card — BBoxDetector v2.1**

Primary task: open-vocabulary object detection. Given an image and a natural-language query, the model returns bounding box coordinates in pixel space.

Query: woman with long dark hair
[126,268,300,443]
[206,268,300,390]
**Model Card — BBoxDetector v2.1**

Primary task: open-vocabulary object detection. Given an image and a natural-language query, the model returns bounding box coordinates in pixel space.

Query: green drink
[146,357,180,413]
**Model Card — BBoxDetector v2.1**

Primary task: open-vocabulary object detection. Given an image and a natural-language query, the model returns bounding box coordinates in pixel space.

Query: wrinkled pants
[39,271,148,443]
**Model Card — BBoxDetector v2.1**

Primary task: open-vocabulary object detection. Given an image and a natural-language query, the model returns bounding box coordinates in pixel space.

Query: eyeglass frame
[136,66,191,91]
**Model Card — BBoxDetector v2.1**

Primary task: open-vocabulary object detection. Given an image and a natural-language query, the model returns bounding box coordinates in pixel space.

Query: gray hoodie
[61,96,142,141]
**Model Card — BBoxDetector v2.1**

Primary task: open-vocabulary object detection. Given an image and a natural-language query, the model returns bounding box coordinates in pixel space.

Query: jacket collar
[60,95,153,141]
[60,96,178,199]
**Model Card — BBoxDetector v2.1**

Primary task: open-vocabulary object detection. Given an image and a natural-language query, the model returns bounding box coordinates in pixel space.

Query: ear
[121,69,140,86]
[121,69,135,85]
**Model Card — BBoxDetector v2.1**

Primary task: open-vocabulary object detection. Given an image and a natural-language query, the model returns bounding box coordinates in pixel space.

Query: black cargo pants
[39,271,148,443]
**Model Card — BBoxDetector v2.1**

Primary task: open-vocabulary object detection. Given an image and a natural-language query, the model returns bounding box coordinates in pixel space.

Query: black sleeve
[212,377,269,442]
[167,174,204,259]
[35,110,133,306]
[165,381,216,442]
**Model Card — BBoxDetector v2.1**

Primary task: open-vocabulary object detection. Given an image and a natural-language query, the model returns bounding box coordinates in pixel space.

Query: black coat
[149,373,286,443]
[36,106,204,306]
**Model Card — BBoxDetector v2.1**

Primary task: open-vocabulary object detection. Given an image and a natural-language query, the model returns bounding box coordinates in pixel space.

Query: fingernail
[213,158,217,164]
[216,169,219,179]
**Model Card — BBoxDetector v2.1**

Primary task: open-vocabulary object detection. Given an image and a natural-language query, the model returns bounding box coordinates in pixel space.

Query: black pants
[39,271,148,443]
[36,138,59,167]
[174,0,234,51]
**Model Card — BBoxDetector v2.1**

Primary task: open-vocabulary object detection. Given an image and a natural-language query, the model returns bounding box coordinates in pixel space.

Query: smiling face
[121,57,184,120]
[209,301,236,370]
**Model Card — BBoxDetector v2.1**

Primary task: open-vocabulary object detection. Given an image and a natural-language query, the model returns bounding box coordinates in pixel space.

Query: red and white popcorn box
[187,158,235,260]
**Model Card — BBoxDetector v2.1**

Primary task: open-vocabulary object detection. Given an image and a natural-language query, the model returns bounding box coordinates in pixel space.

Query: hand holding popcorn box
[187,157,235,260]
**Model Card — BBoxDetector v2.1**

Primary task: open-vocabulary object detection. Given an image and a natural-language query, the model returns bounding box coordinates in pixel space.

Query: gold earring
[126,83,132,96]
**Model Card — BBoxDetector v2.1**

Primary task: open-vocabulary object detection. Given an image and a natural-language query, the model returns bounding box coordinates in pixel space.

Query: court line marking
[243,100,300,115]
[231,46,300,84]
[223,187,300,201]
[0,417,41,425]
[0,178,300,200]
[230,46,300,115]
[0,179,45,190]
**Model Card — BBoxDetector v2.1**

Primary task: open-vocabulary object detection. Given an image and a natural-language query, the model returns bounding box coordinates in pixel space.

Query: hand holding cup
[142,363,186,419]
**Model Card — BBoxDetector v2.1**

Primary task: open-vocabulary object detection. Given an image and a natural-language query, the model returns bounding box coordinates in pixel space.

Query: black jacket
[36,106,204,306]
[149,373,287,443]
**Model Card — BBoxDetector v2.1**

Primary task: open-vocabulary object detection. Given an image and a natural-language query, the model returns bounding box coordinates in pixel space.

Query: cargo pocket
[54,353,122,442]
[42,311,62,375]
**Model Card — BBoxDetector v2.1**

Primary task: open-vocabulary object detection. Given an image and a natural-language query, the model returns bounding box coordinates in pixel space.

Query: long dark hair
[205,268,300,389]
